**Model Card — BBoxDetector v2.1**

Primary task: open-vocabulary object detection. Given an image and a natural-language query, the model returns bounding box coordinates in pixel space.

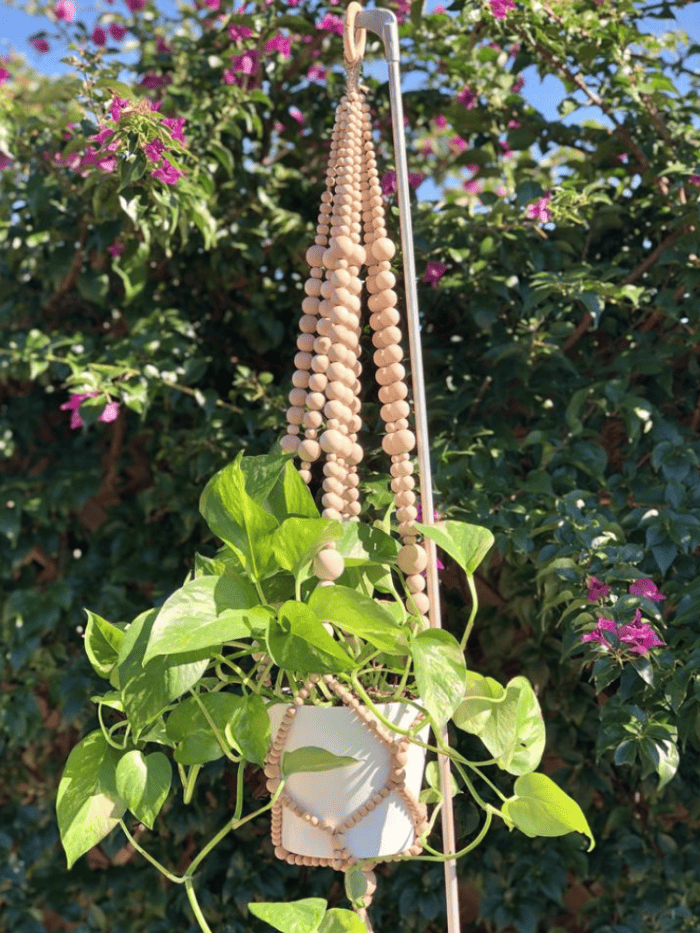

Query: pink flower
[273,121,285,133]
[107,243,124,257]
[55,0,76,23]
[92,26,107,46]
[457,87,477,109]
[581,616,617,647]
[449,136,467,152]
[508,119,521,129]
[500,140,513,157]
[510,42,520,57]
[161,116,187,143]
[308,64,326,81]
[488,0,517,18]
[0,67,8,85]
[230,50,258,74]
[618,610,665,654]
[464,178,482,194]
[421,142,434,157]
[495,186,508,196]
[60,392,98,430]
[587,577,611,602]
[689,175,700,186]
[156,37,172,54]
[0,152,13,170]
[139,73,170,89]
[423,262,447,287]
[317,13,343,35]
[465,163,478,173]
[526,190,551,223]
[99,401,120,423]
[289,106,304,124]
[31,37,50,53]
[87,125,114,145]
[381,171,397,196]
[434,115,448,129]
[408,172,426,189]
[433,4,445,11]
[143,138,167,161]
[228,24,253,41]
[125,0,147,11]
[629,579,666,602]
[110,96,130,121]
[97,153,118,173]
[266,35,291,56]
[151,157,184,184]
[109,23,128,40]
[512,76,524,93]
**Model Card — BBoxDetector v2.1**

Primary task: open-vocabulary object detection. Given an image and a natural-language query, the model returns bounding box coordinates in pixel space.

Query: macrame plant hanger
[277,5,461,931]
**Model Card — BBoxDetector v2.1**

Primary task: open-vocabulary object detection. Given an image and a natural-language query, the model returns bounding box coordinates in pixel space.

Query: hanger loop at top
[343,2,367,67]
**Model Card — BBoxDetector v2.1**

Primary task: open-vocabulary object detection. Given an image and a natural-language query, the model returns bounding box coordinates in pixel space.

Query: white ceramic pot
[267,701,429,863]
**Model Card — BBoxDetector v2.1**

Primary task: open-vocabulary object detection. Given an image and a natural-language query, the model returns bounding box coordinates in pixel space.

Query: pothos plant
[56,451,594,933]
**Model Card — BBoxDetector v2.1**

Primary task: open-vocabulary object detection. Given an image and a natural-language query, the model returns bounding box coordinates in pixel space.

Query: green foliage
[3,0,700,930]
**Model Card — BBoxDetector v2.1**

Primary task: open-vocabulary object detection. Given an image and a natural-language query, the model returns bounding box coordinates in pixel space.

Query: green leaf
[411,629,467,730]
[502,773,594,851]
[84,610,125,679]
[414,520,494,575]
[56,731,126,869]
[308,585,407,653]
[240,453,290,505]
[166,692,243,765]
[420,759,461,804]
[335,521,399,566]
[118,609,211,739]
[268,459,319,520]
[281,746,359,778]
[143,574,262,661]
[267,601,357,674]
[248,899,327,933]
[199,454,279,580]
[320,909,367,933]
[453,673,545,775]
[115,750,171,829]
[224,694,271,766]
[271,518,341,575]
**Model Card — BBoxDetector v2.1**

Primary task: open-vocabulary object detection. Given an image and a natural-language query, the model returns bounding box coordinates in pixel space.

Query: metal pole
[351,9,461,933]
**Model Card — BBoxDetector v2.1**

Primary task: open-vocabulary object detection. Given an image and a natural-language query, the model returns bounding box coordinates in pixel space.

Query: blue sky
[1,0,699,202]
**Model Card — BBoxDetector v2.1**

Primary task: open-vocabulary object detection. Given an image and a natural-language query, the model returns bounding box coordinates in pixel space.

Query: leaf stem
[184,764,201,804]
[189,689,239,762]
[461,574,479,651]
[118,819,184,885]
[185,876,214,933]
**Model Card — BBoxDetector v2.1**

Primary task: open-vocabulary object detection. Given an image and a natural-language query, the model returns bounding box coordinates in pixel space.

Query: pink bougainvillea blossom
[380,170,397,196]
[92,26,107,46]
[408,172,426,189]
[508,119,521,129]
[109,23,128,40]
[587,577,611,602]
[107,243,124,257]
[60,393,100,430]
[510,42,520,57]
[423,262,447,287]
[512,76,524,93]
[689,174,700,186]
[581,616,617,647]
[618,609,665,654]
[31,37,50,53]
[156,36,172,54]
[449,136,467,152]
[139,73,171,89]
[289,106,304,124]
[230,50,258,74]
[99,401,120,423]
[464,178,482,194]
[629,578,666,602]
[457,87,477,109]
[307,64,326,81]
[125,0,147,11]
[421,142,434,156]
[434,114,448,129]
[87,125,114,145]
[495,185,508,197]
[161,116,187,144]
[488,0,517,18]
[433,4,446,12]
[266,35,292,56]
[55,0,76,23]
[228,24,253,41]
[0,67,8,85]
[143,137,167,161]
[526,190,551,223]
[110,96,130,121]
[317,13,343,35]
[151,157,184,184]
[465,163,479,173]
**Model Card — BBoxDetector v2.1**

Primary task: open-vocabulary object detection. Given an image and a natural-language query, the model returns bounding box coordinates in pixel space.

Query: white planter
[267,700,430,866]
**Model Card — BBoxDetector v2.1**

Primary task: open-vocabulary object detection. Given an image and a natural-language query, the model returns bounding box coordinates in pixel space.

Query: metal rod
[354,10,461,933]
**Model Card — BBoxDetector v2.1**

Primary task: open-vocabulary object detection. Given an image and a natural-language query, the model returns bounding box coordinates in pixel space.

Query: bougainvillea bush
[1,0,700,930]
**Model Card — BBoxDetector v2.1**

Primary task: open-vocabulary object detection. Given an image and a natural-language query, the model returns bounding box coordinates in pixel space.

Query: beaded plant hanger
[272,5,461,932]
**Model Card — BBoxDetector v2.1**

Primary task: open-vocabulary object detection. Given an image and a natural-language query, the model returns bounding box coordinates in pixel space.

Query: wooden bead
[370,308,400,330]
[390,458,413,476]
[287,406,304,425]
[304,278,322,297]
[292,370,310,388]
[374,345,403,368]
[308,373,327,392]
[348,443,364,465]
[301,296,320,315]
[297,333,315,353]
[398,544,427,574]
[299,315,318,333]
[316,318,332,337]
[368,290,398,313]
[311,355,329,374]
[294,351,313,370]
[378,381,408,404]
[332,287,361,314]
[331,325,359,350]
[306,245,325,267]
[396,491,417,509]
[280,434,300,453]
[287,425,300,436]
[397,506,418,523]
[394,430,415,454]
[382,400,410,422]
[307,392,326,410]
[406,573,426,593]
[374,270,396,291]
[313,549,346,581]
[329,268,351,288]
[313,336,332,354]
[376,363,406,386]
[289,388,306,407]
[298,439,320,462]
[320,280,334,299]
[320,429,351,458]
[303,410,323,429]
[372,325,402,349]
